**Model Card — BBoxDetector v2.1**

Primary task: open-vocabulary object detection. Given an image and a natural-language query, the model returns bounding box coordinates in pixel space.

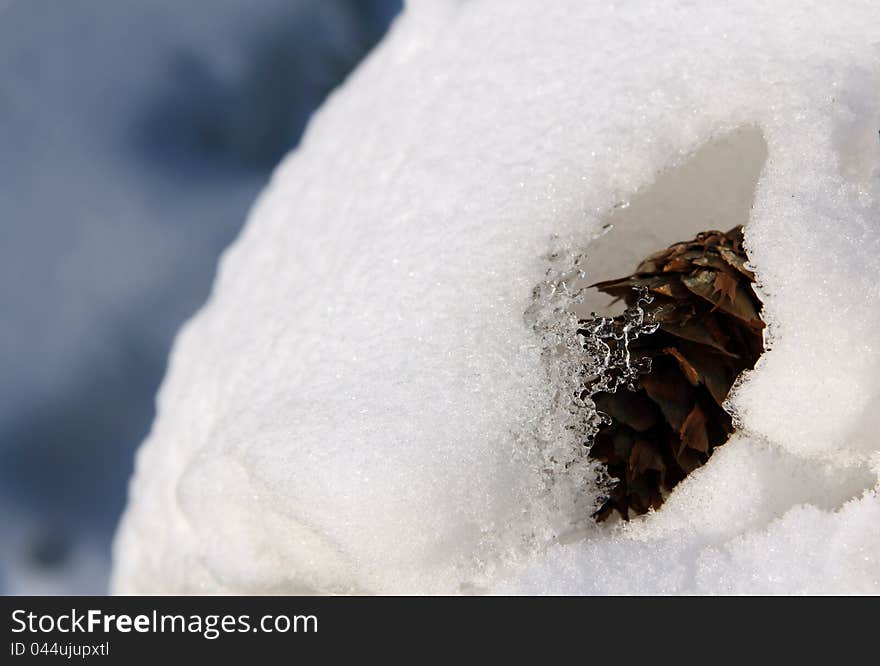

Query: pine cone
[585,226,764,521]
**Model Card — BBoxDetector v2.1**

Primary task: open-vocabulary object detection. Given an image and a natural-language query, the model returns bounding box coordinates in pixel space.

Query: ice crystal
[523,246,658,532]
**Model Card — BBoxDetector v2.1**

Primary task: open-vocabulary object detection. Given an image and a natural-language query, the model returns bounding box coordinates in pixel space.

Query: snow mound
[113,0,880,594]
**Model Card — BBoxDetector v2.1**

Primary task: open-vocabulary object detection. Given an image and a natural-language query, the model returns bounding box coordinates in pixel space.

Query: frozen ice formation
[113,0,880,594]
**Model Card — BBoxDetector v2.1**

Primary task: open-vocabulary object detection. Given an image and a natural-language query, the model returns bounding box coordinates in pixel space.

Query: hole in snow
[575,125,768,318]
[523,126,769,529]
[573,126,769,520]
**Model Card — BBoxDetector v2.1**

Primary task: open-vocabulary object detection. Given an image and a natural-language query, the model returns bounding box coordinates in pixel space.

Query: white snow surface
[113,0,880,594]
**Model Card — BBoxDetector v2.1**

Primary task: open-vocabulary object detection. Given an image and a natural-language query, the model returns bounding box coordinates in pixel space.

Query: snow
[0,0,398,594]
[113,0,880,594]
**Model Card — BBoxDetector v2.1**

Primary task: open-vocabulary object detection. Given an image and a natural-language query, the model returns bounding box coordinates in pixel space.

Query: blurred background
[0,0,401,594]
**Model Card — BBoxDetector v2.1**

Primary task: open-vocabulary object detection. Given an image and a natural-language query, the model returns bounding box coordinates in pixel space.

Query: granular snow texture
[113,0,880,594]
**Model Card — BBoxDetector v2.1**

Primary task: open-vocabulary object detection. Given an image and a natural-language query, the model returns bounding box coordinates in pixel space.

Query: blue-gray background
[0,0,401,594]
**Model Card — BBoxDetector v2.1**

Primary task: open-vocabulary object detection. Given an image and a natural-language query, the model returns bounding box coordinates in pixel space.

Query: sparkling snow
[113,0,880,594]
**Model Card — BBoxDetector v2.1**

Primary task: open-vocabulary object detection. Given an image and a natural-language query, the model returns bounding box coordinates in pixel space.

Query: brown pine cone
[585,226,764,521]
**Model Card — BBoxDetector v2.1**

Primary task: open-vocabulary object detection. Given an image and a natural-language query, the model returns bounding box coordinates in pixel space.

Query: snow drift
[113,0,880,594]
